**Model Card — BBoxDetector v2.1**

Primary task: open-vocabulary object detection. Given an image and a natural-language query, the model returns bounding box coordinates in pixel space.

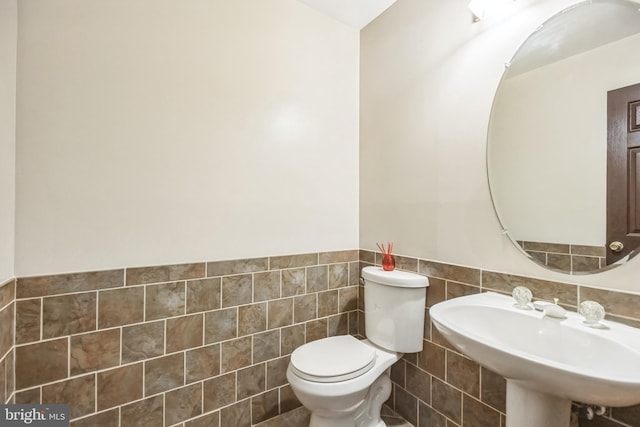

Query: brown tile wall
[518,240,606,274]
[13,250,360,426]
[0,278,15,405]
[362,250,640,427]
[12,249,640,427]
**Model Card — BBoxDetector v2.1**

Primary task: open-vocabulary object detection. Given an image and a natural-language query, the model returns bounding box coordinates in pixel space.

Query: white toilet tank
[362,266,429,353]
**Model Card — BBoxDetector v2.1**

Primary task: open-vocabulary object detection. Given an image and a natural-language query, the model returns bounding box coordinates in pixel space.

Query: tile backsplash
[4,250,640,426]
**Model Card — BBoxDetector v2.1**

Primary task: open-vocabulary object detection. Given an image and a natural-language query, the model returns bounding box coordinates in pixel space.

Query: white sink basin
[430,292,640,427]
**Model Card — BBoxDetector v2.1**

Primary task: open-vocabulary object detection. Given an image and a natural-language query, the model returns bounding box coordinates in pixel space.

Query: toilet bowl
[286,335,399,427]
[287,267,429,427]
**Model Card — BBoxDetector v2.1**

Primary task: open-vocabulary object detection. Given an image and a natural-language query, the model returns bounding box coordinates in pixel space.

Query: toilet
[286,266,429,427]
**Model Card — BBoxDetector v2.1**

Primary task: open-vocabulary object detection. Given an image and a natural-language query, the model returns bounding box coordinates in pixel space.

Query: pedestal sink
[430,292,640,427]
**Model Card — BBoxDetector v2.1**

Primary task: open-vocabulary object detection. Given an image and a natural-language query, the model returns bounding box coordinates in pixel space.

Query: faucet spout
[533,299,567,319]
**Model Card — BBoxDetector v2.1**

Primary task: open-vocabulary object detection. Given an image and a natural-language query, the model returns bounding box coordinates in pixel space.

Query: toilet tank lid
[362,266,429,288]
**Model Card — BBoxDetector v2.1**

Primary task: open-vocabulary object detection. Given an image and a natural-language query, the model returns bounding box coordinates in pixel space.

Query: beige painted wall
[15,0,359,276]
[360,0,640,292]
[0,0,16,283]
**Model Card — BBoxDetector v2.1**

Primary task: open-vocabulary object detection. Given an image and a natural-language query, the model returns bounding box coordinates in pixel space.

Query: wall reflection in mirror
[487,0,640,274]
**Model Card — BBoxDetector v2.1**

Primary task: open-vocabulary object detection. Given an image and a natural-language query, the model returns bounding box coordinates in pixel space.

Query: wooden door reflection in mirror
[607,82,640,265]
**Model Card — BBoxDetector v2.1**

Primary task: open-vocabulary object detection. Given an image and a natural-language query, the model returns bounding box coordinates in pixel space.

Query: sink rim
[430,291,640,406]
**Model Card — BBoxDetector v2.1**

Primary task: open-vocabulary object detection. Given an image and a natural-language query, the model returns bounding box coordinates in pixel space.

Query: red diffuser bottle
[377,242,395,271]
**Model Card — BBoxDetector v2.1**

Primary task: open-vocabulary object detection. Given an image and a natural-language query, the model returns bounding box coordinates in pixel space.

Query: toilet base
[310,416,386,427]
[307,372,392,427]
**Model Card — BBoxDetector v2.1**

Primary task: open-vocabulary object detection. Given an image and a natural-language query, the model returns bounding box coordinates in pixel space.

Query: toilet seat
[289,335,376,383]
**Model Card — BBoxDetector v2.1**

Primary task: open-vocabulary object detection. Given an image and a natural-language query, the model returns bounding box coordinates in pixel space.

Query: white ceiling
[297,0,396,30]
[507,0,640,76]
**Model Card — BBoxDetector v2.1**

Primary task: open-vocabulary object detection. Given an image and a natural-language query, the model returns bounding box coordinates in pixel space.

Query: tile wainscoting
[10,251,360,426]
[5,250,640,426]
[517,241,607,274]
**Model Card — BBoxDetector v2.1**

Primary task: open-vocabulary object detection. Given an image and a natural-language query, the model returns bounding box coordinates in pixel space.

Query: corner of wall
[0,278,16,404]
[0,0,17,282]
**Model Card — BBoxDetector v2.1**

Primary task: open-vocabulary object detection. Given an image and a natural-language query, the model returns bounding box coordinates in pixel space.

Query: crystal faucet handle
[579,301,606,327]
[512,286,533,310]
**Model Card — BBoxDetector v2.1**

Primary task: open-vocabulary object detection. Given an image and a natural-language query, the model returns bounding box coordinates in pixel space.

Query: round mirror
[487,0,640,274]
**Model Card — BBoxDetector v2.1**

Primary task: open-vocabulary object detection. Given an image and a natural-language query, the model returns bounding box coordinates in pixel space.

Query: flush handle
[609,241,624,253]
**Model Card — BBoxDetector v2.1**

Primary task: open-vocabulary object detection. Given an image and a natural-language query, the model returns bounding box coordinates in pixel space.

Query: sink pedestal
[506,381,571,427]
